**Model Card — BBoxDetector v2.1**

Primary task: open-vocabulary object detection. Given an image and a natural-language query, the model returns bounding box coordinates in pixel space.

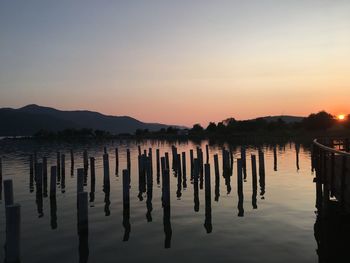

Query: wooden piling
[43,157,48,197]
[190,149,194,180]
[56,152,61,182]
[182,152,187,188]
[204,163,212,233]
[83,150,88,176]
[163,169,170,207]
[205,145,209,164]
[165,152,170,170]
[103,153,110,190]
[123,169,130,209]
[258,149,266,198]
[156,149,160,184]
[127,149,131,176]
[214,154,220,201]
[115,148,119,176]
[50,166,57,197]
[251,155,258,209]
[5,204,21,263]
[273,146,277,171]
[61,154,66,193]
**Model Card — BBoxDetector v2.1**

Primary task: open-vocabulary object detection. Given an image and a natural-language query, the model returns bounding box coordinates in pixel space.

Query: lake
[0,139,317,263]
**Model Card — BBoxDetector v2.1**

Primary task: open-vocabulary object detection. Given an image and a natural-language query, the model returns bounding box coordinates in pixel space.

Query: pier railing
[313,138,350,213]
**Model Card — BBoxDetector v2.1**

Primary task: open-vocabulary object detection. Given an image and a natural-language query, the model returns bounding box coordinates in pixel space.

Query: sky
[0,0,349,126]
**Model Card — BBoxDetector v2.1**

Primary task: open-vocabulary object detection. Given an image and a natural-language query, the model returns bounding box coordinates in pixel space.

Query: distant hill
[0,104,180,136]
[259,115,304,123]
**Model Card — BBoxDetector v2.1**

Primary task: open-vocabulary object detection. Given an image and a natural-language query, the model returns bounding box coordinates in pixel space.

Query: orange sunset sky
[0,1,349,126]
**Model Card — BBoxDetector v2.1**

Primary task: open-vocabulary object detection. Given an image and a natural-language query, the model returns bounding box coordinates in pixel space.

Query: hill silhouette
[0,104,178,136]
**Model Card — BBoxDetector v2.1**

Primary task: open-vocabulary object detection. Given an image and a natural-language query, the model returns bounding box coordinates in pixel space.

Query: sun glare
[338,114,345,121]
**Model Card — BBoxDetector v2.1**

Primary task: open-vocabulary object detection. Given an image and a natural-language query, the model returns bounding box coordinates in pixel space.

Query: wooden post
[258,149,265,198]
[5,204,21,263]
[43,157,48,197]
[190,149,194,180]
[61,154,66,193]
[50,166,57,197]
[251,155,257,209]
[273,145,277,171]
[148,148,153,175]
[4,179,14,207]
[0,157,2,201]
[237,159,244,217]
[156,149,160,185]
[123,169,130,209]
[70,149,74,170]
[176,154,182,198]
[90,157,95,205]
[214,154,220,201]
[56,152,61,183]
[115,148,119,176]
[103,153,110,190]
[127,149,131,179]
[83,150,88,176]
[29,155,34,179]
[182,152,187,188]
[205,145,209,164]
[165,152,170,170]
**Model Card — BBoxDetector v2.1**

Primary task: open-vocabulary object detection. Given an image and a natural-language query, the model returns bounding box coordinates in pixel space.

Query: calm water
[0,140,316,263]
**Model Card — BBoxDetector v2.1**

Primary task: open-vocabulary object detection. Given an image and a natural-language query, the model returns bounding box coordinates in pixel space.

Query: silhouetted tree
[303,111,335,130]
[206,122,217,132]
[191,123,204,133]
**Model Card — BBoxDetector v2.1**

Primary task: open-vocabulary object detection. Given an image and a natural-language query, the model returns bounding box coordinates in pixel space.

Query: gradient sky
[0,0,349,126]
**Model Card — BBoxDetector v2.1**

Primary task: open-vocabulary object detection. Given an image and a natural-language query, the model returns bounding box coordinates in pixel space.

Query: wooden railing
[313,138,350,213]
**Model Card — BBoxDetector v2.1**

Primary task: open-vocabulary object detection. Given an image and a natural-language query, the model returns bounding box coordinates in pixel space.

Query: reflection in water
[204,164,212,233]
[61,154,66,193]
[314,202,350,263]
[251,155,258,209]
[29,155,34,193]
[193,159,200,212]
[296,143,300,171]
[258,149,266,199]
[273,146,278,171]
[50,195,57,229]
[237,159,244,217]
[43,157,48,198]
[35,163,44,218]
[0,140,319,262]
[123,169,131,241]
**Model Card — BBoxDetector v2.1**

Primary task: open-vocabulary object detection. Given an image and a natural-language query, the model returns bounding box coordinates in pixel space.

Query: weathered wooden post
[146,157,153,222]
[190,149,194,180]
[176,154,182,198]
[205,145,209,164]
[123,169,130,209]
[156,149,160,185]
[148,148,153,175]
[103,153,110,191]
[29,155,34,179]
[77,168,84,194]
[273,145,277,171]
[204,163,212,233]
[127,149,131,180]
[237,159,244,217]
[50,166,57,197]
[258,149,266,198]
[241,146,247,180]
[214,154,220,201]
[61,154,66,193]
[115,148,119,176]
[182,152,187,188]
[251,155,258,209]
[4,179,14,207]
[70,149,74,172]
[35,163,44,217]
[5,203,21,263]
[83,150,88,176]
[42,157,48,197]
[90,157,95,204]
[163,169,170,208]
[56,152,61,183]
[165,152,170,171]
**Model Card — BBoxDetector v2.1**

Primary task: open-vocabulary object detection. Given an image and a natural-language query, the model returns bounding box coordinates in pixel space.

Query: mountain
[0,104,180,136]
[259,115,304,123]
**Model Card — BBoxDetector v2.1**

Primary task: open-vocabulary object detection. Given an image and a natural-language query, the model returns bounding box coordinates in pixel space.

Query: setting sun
[338,114,346,121]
